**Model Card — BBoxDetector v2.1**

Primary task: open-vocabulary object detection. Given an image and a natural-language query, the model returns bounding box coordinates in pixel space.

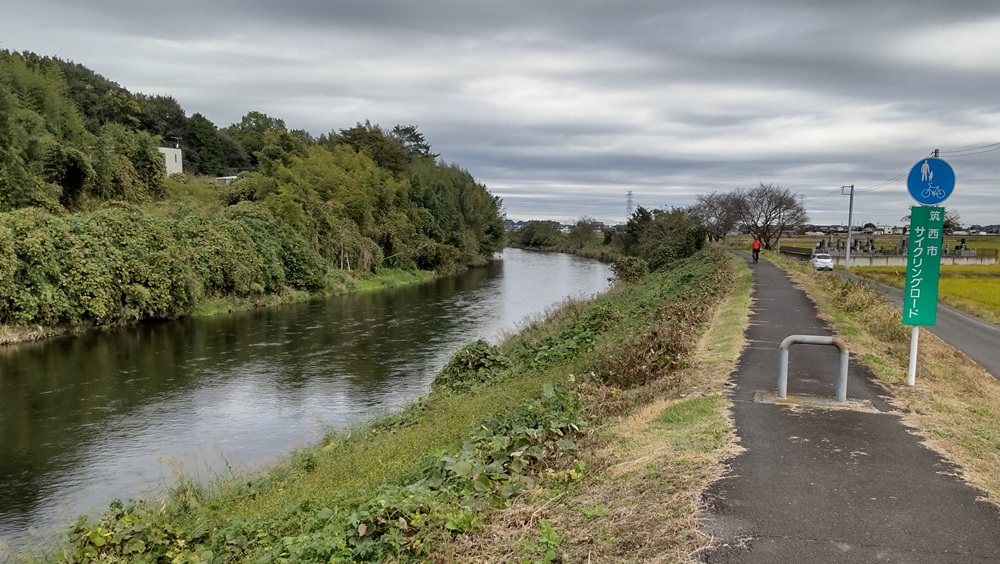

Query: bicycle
[752,249,759,264]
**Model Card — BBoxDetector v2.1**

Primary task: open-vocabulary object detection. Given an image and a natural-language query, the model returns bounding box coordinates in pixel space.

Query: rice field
[853,264,1000,324]
[730,233,1000,322]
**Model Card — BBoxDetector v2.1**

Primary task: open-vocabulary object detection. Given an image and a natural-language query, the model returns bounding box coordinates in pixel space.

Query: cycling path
[701,253,1000,563]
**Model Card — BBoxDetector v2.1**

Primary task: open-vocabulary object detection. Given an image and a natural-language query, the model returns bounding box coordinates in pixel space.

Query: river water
[0,249,613,552]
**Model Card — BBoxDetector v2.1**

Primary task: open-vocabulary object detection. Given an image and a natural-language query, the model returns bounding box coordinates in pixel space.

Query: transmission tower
[626,191,634,217]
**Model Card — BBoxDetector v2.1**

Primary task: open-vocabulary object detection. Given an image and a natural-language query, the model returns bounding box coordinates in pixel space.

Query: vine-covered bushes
[0,206,193,325]
[433,339,513,391]
[0,203,328,326]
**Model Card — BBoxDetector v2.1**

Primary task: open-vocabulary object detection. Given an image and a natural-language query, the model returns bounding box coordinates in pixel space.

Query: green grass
[655,396,729,453]
[188,268,433,318]
[352,268,435,292]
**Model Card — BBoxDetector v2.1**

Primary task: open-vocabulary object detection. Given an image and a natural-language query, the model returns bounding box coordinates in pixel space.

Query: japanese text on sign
[903,206,944,326]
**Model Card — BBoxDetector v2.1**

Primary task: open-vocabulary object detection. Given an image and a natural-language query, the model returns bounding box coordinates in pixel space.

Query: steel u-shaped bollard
[778,335,850,402]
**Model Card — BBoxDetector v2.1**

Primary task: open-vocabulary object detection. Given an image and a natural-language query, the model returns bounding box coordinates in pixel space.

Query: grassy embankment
[506,239,623,264]
[43,248,751,563]
[188,267,436,318]
[767,252,1000,504]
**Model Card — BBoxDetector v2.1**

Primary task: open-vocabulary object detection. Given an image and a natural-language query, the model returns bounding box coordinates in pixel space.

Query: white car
[810,253,834,271]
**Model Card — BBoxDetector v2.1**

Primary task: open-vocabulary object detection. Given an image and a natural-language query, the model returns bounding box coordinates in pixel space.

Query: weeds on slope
[436,250,751,563]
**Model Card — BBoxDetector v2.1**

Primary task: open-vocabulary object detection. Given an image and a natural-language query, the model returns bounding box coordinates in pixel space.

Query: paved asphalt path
[701,254,1000,563]
[834,269,1000,380]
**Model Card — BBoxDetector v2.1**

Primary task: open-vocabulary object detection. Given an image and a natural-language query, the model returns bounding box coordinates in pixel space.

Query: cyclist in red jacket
[751,238,761,264]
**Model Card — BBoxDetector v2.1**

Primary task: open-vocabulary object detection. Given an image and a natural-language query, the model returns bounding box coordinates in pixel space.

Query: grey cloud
[4,0,1000,226]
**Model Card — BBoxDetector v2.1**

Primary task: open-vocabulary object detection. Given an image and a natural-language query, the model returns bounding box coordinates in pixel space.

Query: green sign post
[903,205,945,387]
[903,206,945,327]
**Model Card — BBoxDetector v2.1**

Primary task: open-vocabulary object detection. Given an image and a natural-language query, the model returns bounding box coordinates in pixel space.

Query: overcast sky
[4,1,1000,226]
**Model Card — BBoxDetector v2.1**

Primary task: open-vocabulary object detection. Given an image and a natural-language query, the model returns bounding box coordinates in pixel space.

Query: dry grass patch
[0,323,63,346]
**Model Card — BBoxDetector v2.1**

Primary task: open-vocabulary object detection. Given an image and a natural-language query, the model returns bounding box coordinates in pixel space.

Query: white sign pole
[907,326,919,386]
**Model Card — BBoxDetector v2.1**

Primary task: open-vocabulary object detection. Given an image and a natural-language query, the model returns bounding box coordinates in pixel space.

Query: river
[0,249,613,552]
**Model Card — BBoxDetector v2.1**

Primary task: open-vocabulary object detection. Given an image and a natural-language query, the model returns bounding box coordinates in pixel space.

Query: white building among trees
[157,147,183,175]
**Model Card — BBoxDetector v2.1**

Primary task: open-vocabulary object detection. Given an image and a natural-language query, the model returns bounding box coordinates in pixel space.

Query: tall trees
[0,48,507,293]
[325,121,413,175]
[391,124,438,161]
[0,84,35,211]
[186,113,227,176]
[516,221,563,248]
[135,94,187,143]
[733,183,807,249]
[944,209,962,234]
[622,207,706,270]
[88,123,165,202]
[567,217,598,249]
[36,53,138,134]
[224,111,287,168]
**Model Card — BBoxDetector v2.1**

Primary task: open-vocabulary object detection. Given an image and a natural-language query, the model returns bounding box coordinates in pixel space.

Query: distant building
[158,147,183,175]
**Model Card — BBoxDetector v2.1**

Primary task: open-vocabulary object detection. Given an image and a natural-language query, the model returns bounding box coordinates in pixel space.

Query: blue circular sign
[907,157,955,205]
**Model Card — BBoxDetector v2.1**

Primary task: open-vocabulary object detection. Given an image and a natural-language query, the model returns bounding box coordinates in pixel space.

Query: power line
[803,185,843,202]
[811,141,996,203]
[941,145,1000,157]
[855,168,910,193]
[938,141,1000,156]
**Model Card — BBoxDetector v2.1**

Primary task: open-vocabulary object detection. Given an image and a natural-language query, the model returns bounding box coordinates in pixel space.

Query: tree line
[0,50,505,328]
[509,207,710,280]
[509,182,808,274]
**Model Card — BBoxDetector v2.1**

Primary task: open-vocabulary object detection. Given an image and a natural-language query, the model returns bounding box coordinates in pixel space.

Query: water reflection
[0,249,612,550]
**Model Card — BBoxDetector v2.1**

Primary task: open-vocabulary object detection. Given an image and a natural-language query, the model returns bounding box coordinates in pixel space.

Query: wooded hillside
[0,50,505,328]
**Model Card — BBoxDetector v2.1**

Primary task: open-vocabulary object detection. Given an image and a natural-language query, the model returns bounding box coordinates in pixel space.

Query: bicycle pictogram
[921,184,945,199]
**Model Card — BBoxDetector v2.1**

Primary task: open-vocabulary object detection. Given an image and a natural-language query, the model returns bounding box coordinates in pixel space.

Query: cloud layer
[5,0,1000,226]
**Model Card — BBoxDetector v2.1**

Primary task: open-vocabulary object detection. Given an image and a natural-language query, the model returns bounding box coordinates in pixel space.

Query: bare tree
[734,182,808,250]
[944,209,962,234]
[690,191,742,242]
[902,208,962,234]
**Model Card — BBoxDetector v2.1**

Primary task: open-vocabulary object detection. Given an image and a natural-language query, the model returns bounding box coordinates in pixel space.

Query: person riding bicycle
[751,238,761,263]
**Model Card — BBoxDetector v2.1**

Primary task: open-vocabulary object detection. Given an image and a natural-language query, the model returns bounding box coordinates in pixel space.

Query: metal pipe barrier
[778,335,850,402]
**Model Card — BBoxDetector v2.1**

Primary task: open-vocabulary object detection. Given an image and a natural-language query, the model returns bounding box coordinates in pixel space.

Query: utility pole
[842,185,855,270]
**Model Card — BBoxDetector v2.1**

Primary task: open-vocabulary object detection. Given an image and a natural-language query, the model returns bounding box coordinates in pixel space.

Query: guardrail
[778,335,849,402]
